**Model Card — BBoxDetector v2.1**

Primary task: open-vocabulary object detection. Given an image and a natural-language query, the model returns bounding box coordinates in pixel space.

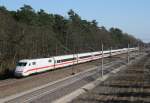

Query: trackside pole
[138,43,140,56]
[110,47,112,57]
[101,43,104,77]
[127,44,130,64]
[72,48,75,75]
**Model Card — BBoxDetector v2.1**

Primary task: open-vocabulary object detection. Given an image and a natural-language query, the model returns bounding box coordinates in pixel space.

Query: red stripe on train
[24,53,115,73]
[24,57,95,73]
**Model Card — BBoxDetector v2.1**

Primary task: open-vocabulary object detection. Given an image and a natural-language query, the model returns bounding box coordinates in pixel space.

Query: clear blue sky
[0,0,150,43]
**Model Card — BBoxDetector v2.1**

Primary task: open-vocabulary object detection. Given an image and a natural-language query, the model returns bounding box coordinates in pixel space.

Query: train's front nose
[14,62,27,77]
[14,67,24,77]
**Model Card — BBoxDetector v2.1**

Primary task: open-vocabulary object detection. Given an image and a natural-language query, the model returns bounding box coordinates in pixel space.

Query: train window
[104,52,110,54]
[17,62,27,66]
[61,58,76,62]
[48,60,51,62]
[32,62,36,65]
[94,54,101,56]
[57,60,61,63]
[80,55,91,59]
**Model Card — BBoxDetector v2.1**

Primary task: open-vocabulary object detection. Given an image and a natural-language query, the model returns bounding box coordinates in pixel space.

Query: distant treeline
[0,5,143,76]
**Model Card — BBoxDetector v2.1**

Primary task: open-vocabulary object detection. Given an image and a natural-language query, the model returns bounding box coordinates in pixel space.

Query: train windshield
[17,62,27,66]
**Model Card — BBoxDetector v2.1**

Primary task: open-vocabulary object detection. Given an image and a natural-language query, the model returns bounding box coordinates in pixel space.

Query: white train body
[14,48,137,77]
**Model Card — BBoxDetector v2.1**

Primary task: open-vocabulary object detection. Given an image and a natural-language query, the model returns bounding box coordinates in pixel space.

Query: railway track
[71,53,149,103]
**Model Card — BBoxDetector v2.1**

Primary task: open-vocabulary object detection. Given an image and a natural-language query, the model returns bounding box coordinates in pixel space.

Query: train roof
[18,58,51,62]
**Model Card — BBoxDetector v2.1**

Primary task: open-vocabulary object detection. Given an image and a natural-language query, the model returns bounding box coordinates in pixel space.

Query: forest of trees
[0,5,143,76]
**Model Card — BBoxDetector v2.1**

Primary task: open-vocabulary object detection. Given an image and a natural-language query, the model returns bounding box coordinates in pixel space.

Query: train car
[15,58,54,76]
[14,48,137,77]
[92,51,102,60]
[53,54,78,68]
[78,52,93,63]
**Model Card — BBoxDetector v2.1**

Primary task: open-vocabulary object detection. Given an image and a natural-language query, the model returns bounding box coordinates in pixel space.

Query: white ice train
[14,48,137,77]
